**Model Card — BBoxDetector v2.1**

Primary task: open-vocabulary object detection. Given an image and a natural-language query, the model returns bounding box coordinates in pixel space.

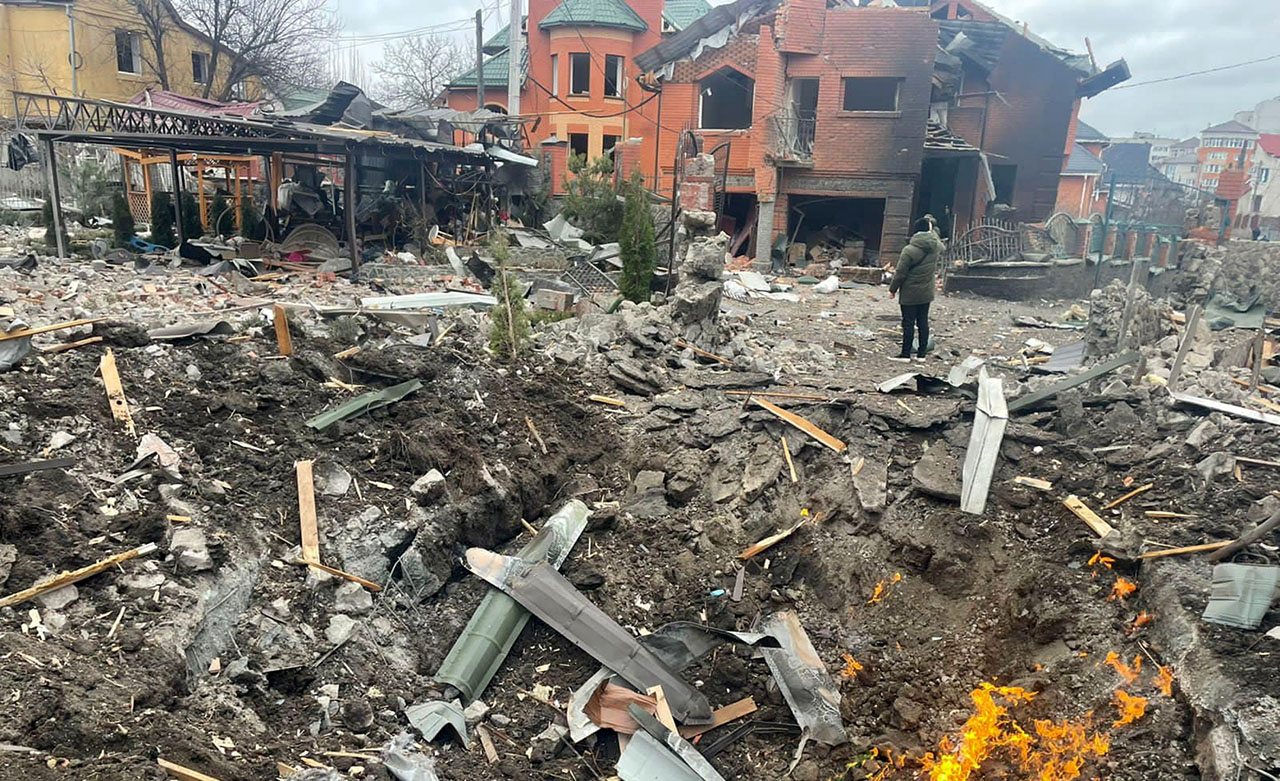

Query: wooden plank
[293,559,382,592]
[0,543,157,609]
[781,436,797,483]
[588,394,625,407]
[99,349,136,437]
[1229,377,1277,396]
[1063,495,1114,537]
[752,398,847,453]
[1102,482,1154,510]
[1007,352,1140,413]
[273,304,293,356]
[1138,541,1231,560]
[157,758,221,781]
[0,317,105,343]
[1144,511,1197,519]
[1170,391,1280,426]
[40,336,103,353]
[1251,327,1266,392]
[678,697,758,740]
[295,460,321,574]
[1168,305,1203,392]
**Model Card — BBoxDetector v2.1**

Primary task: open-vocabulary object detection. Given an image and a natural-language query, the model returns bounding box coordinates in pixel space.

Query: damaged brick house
[633,0,1128,260]
[443,0,1126,262]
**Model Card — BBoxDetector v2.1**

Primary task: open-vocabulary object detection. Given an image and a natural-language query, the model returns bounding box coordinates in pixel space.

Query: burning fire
[1155,665,1174,697]
[1108,577,1137,601]
[1111,690,1148,727]
[1104,652,1142,684]
[840,653,865,680]
[1088,552,1115,578]
[867,572,904,605]
[1130,611,1152,629]
[919,684,1110,781]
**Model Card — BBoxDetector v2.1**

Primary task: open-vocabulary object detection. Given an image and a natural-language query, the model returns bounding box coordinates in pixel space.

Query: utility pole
[475,10,485,109]
[506,0,521,115]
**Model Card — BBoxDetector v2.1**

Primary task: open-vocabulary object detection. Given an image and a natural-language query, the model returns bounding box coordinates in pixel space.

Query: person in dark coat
[888,217,945,361]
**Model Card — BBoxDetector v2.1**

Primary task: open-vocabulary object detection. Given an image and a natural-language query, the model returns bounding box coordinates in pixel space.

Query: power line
[1112,52,1280,90]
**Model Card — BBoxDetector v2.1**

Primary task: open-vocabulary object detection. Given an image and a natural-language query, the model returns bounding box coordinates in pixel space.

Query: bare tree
[130,0,174,89]
[178,0,337,100]
[371,34,467,109]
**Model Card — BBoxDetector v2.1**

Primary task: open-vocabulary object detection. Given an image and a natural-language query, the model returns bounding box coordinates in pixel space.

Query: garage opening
[719,192,758,257]
[787,195,885,267]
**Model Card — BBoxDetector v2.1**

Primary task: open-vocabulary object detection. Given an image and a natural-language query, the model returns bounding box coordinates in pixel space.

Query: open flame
[1088,552,1115,579]
[919,684,1110,781]
[1155,665,1174,697]
[1108,577,1137,601]
[841,653,865,681]
[1111,690,1148,727]
[867,572,904,605]
[1104,652,1142,685]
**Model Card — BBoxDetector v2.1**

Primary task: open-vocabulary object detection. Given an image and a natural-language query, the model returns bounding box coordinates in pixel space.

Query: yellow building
[0,0,255,117]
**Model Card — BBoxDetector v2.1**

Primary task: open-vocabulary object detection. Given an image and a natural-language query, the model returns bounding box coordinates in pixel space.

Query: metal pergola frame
[14,91,496,269]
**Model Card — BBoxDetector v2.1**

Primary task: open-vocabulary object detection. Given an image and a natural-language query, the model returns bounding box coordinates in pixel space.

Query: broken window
[604,54,624,98]
[115,30,142,74]
[192,52,209,84]
[602,134,620,154]
[991,163,1017,205]
[570,53,591,96]
[569,132,589,160]
[841,77,900,112]
[551,54,559,95]
[699,67,754,130]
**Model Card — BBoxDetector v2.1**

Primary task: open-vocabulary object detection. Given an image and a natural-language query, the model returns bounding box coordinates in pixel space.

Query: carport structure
[13,91,498,270]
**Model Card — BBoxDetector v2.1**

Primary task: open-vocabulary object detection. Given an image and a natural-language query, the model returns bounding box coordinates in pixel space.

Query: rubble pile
[0,242,1277,781]
[1086,278,1175,356]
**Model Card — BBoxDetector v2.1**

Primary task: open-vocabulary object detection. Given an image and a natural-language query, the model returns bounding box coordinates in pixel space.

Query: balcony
[771,112,815,167]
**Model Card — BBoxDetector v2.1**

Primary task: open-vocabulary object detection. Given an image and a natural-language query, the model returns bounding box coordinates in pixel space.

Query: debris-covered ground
[0,238,1277,781]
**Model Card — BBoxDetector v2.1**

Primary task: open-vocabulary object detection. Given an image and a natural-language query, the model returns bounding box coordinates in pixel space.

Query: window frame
[551,54,559,96]
[697,66,755,130]
[840,76,901,113]
[192,51,210,85]
[568,132,590,159]
[115,30,142,74]
[569,52,591,97]
[604,54,624,99]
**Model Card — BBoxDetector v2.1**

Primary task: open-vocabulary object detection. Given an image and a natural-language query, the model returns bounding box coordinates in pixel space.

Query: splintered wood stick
[40,335,103,353]
[1138,541,1231,560]
[674,338,732,366]
[0,543,158,609]
[292,559,382,592]
[1145,510,1197,519]
[1236,456,1280,468]
[725,390,831,401]
[273,304,293,356]
[157,758,221,781]
[588,394,625,407]
[0,317,106,343]
[1103,482,1153,510]
[526,416,548,454]
[332,346,360,360]
[782,436,798,483]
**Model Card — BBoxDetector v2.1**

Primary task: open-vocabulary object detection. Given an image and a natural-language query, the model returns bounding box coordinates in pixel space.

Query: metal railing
[771,113,815,162]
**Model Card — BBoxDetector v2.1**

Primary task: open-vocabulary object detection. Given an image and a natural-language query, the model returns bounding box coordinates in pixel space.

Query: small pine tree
[111,192,136,247]
[560,153,623,244]
[618,170,656,303]
[210,192,230,235]
[41,200,68,250]
[487,230,531,361]
[239,200,264,240]
[180,191,202,240]
[149,191,176,248]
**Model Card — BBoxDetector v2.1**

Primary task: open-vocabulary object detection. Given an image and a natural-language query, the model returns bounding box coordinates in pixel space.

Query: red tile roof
[127,89,261,117]
[1258,134,1280,158]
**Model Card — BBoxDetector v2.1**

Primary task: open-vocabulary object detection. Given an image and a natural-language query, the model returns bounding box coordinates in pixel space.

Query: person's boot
[888,352,912,362]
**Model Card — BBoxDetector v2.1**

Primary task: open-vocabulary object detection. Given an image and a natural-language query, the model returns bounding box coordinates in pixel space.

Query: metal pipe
[66,3,77,96]
[506,0,521,115]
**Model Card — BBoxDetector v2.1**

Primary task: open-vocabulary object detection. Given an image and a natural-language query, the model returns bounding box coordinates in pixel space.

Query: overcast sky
[333,0,1279,140]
